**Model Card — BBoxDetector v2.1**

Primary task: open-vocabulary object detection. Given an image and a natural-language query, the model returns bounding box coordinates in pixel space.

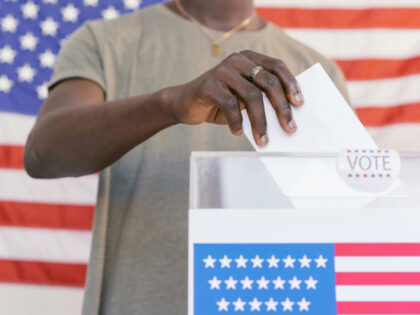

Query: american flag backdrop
[0,0,419,314]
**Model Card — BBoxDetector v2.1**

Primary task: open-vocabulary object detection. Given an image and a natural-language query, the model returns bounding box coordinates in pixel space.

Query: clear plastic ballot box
[188,151,420,315]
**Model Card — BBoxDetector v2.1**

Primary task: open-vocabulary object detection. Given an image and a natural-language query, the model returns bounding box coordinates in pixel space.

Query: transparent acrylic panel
[189,152,420,209]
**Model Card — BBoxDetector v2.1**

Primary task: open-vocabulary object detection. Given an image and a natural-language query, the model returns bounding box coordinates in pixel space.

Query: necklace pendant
[212,43,221,56]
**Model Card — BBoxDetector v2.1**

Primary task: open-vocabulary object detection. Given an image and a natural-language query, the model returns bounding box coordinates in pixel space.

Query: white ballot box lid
[189,151,420,210]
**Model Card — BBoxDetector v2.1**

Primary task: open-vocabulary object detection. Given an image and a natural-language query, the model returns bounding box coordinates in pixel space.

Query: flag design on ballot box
[194,243,420,314]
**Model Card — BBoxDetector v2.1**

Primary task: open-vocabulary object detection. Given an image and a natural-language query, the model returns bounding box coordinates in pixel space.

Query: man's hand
[168,50,304,146]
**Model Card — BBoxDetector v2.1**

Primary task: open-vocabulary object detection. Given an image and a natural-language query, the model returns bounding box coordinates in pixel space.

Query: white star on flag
[1,14,19,33]
[251,254,264,268]
[36,82,48,100]
[304,276,318,290]
[20,32,38,51]
[249,298,262,311]
[83,0,98,7]
[240,276,253,290]
[102,6,120,20]
[299,255,312,268]
[203,255,216,268]
[17,63,36,82]
[61,4,80,23]
[40,17,59,36]
[43,0,57,4]
[283,255,295,268]
[219,255,232,268]
[273,276,286,289]
[235,255,248,268]
[123,0,141,10]
[0,45,17,64]
[39,50,56,68]
[233,298,246,311]
[267,254,280,268]
[21,1,39,19]
[257,276,270,290]
[208,276,221,290]
[297,297,311,311]
[0,75,14,93]
[281,298,294,311]
[289,276,302,290]
[265,298,278,311]
[315,254,328,268]
[224,276,237,290]
[217,298,230,311]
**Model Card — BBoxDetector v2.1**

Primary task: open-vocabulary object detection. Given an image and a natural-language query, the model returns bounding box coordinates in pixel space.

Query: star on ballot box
[188,151,420,315]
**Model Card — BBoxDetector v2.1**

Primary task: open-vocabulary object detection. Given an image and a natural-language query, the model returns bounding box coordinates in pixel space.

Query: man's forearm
[24,88,177,178]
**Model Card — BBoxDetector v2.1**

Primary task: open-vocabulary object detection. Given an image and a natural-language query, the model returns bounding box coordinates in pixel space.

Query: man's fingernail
[294,92,304,104]
[234,128,243,136]
[259,134,268,146]
[288,119,297,130]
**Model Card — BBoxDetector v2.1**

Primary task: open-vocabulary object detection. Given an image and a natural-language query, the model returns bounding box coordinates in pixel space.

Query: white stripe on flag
[367,124,420,151]
[348,74,420,108]
[0,169,97,205]
[256,0,420,8]
[0,112,35,145]
[0,284,83,315]
[284,29,420,59]
[336,285,420,301]
[335,257,420,272]
[0,227,91,263]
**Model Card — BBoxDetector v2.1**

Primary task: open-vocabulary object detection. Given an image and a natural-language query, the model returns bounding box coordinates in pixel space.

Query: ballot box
[188,151,420,315]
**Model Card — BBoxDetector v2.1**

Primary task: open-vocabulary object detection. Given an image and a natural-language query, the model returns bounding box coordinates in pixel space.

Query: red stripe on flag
[256,8,420,29]
[356,103,420,126]
[0,259,86,287]
[336,57,420,81]
[335,243,420,256]
[336,272,420,285]
[0,145,24,169]
[0,201,94,230]
[337,302,420,314]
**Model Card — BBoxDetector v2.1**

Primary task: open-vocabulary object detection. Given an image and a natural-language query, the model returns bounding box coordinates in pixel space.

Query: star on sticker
[299,255,312,268]
[273,276,286,290]
[265,298,278,311]
[102,6,120,20]
[61,4,79,23]
[36,82,48,100]
[39,50,56,68]
[315,255,328,268]
[1,14,19,33]
[235,255,248,268]
[304,276,318,290]
[208,276,221,290]
[84,0,98,6]
[20,32,38,51]
[251,255,264,268]
[267,254,280,268]
[21,1,39,19]
[40,17,59,36]
[17,63,36,82]
[281,298,294,311]
[216,298,230,311]
[123,0,141,10]
[249,298,262,311]
[283,255,295,268]
[219,255,232,268]
[0,45,17,64]
[203,255,216,268]
[297,298,311,311]
[240,276,253,290]
[288,276,302,290]
[0,75,14,93]
[224,276,237,290]
[233,298,246,311]
[257,276,269,290]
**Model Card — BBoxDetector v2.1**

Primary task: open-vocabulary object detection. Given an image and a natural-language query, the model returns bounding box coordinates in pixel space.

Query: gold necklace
[174,0,257,56]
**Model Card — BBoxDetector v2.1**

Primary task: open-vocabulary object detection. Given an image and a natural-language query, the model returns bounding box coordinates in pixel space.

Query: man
[24,0,349,314]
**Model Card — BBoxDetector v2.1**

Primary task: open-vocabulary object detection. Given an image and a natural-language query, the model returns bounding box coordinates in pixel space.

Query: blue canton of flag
[194,244,336,314]
[0,0,162,116]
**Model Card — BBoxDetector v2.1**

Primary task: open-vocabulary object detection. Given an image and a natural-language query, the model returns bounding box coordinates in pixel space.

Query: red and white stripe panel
[335,243,420,314]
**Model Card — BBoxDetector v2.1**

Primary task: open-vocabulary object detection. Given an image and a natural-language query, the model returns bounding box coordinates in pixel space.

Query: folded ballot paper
[242,63,399,208]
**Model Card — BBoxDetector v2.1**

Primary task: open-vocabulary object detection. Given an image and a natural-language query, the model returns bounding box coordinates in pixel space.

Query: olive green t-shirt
[49,4,349,315]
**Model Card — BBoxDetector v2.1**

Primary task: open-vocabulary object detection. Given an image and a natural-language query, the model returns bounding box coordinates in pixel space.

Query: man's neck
[165,0,266,32]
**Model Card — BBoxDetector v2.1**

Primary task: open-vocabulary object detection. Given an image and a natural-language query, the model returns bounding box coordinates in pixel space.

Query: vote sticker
[337,149,400,192]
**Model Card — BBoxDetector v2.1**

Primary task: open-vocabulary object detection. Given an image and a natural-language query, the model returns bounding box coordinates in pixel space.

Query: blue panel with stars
[194,243,337,315]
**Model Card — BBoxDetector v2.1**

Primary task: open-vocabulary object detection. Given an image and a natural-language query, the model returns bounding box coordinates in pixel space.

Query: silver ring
[248,65,264,83]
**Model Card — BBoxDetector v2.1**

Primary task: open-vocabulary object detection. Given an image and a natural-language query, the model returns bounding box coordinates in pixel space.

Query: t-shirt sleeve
[48,22,106,92]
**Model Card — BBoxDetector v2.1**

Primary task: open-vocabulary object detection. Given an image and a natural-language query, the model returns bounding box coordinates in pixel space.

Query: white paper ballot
[242,63,398,208]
